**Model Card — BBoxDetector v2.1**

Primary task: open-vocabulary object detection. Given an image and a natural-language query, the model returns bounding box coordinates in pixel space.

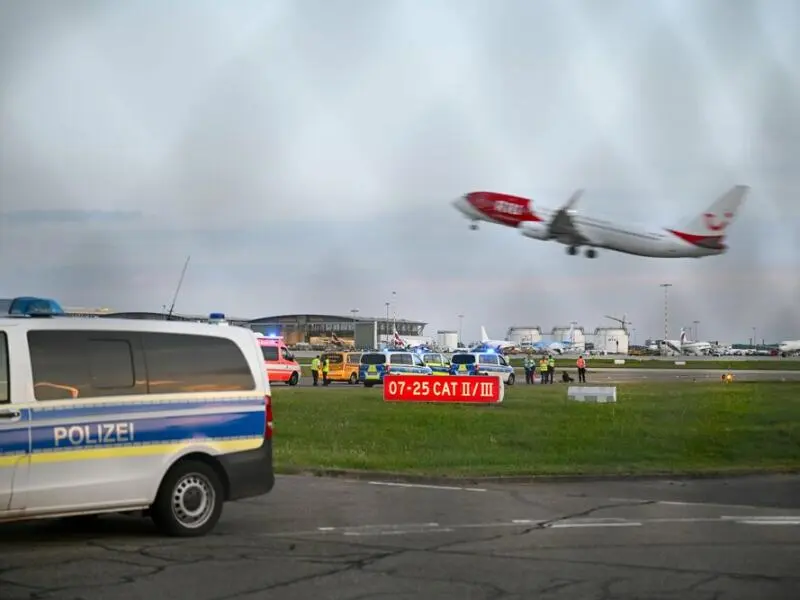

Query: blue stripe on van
[30,409,265,453]
[0,422,31,455]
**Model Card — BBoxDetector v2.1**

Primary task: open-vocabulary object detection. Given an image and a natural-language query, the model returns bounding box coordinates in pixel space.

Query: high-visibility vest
[548,358,555,368]
[539,360,548,371]
[323,359,330,372]
[311,358,320,370]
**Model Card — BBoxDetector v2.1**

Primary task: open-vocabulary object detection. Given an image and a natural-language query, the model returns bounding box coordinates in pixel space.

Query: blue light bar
[8,296,64,317]
[209,312,225,320]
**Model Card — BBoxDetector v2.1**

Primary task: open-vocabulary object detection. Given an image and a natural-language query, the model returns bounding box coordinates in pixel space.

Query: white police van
[0,300,274,537]
[449,351,516,385]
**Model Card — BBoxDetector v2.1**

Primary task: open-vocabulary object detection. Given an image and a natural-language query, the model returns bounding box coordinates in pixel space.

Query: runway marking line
[265,515,800,539]
[367,481,487,492]
[549,523,642,529]
[721,516,800,525]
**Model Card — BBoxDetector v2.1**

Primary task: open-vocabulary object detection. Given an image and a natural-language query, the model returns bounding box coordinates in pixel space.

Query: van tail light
[474,363,479,371]
[385,365,390,373]
[265,394,273,440]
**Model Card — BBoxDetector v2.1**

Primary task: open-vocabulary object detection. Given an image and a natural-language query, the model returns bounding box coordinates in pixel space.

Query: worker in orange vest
[576,355,586,383]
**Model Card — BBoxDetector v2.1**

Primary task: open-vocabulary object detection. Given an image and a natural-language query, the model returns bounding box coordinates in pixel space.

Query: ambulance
[256,334,302,386]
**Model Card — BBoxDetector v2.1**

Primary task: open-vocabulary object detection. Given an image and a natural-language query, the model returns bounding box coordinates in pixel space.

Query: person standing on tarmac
[539,356,548,384]
[548,354,556,383]
[322,356,331,385]
[576,354,586,383]
[523,354,533,384]
[311,355,321,386]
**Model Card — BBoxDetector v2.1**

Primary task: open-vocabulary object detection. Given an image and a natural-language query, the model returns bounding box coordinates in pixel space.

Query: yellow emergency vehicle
[320,351,362,384]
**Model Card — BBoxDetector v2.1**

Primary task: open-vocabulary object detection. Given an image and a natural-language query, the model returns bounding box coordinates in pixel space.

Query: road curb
[276,466,800,485]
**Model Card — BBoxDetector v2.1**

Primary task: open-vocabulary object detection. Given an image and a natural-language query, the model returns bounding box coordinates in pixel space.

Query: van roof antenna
[166,255,191,321]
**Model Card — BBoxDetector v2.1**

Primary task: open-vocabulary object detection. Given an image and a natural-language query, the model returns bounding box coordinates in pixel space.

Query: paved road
[2,474,798,599]
[288,369,800,388]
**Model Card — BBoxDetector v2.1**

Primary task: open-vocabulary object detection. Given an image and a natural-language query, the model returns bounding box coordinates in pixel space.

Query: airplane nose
[452,195,469,211]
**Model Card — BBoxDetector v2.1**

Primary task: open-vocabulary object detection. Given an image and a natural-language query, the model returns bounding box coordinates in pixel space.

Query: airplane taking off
[452,185,750,259]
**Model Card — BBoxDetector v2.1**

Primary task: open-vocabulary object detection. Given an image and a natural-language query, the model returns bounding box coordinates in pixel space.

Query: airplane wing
[547,189,589,244]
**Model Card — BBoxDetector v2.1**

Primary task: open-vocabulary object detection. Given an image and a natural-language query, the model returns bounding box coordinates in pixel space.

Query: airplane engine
[519,221,550,240]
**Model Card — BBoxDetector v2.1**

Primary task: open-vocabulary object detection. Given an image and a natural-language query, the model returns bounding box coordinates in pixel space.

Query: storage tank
[436,330,459,351]
[506,326,542,345]
[591,327,629,354]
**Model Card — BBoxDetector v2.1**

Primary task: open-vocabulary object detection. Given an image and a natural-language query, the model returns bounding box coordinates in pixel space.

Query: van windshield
[361,353,386,365]
[451,354,475,364]
[261,346,279,361]
[322,353,343,364]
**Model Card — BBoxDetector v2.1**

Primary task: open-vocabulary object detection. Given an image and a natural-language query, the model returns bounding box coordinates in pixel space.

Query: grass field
[272,382,800,477]
[294,356,800,372]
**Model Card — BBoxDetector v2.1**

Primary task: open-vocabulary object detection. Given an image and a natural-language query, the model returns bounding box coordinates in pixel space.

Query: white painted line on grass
[368,481,487,492]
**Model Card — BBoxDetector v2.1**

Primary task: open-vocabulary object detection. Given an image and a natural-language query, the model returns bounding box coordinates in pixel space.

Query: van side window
[0,332,8,404]
[260,345,279,361]
[390,353,412,365]
[28,331,144,401]
[143,332,255,394]
[89,339,136,389]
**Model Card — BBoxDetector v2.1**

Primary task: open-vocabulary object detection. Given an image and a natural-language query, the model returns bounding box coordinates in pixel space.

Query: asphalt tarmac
[2,474,799,599]
[292,368,800,388]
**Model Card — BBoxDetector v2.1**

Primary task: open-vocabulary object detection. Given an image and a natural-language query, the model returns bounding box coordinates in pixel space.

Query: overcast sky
[1,0,799,344]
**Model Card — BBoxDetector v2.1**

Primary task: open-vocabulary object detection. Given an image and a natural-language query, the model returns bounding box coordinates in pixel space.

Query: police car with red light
[0,297,274,537]
[449,350,516,385]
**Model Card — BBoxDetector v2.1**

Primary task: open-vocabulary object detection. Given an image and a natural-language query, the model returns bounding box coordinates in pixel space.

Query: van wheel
[364,382,374,388]
[151,460,223,537]
[349,373,358,385]
[507,373,515,386]
[288,372,299,386]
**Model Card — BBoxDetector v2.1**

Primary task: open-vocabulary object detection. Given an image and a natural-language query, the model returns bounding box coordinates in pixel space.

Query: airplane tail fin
[480,326,489,343]
[674,185,750,236]
[680,329,687,344]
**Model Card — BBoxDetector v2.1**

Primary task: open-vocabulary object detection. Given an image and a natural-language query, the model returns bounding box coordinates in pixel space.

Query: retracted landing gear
[566,246,578,256]
[469,222,479,231]
[585,248,597,258]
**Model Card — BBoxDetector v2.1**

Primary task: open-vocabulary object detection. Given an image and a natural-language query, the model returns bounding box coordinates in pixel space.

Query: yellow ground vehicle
[320,351,362,384]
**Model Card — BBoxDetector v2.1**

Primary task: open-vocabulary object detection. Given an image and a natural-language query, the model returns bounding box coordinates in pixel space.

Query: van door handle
[0,409,22,421]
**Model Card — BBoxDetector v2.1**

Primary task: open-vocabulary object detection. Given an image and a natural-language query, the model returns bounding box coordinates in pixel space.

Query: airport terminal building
[82,309,426,349]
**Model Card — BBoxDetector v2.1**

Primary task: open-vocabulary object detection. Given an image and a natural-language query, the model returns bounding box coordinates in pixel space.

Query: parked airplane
[523,323,583,354]
[662,329,713,355]
[470,326,517,353]
[391,329,428,350]
[778,340,800,357]
[452,185,750,259]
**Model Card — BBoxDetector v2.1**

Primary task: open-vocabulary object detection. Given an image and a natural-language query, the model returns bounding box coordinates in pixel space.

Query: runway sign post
[383,374,504,404]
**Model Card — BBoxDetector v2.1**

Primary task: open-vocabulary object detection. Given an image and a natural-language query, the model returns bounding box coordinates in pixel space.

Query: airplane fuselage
[451,188,747,259]
[527,207,724,259]
[454,197,723,258]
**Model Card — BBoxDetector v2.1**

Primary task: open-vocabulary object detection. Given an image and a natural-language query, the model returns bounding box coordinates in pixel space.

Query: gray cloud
[1,0,799,343]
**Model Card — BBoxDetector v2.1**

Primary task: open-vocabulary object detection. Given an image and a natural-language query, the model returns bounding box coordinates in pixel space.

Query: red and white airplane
[452,185,749,258]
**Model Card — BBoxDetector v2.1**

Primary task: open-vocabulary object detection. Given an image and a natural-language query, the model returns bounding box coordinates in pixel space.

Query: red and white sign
[383,375,504,404]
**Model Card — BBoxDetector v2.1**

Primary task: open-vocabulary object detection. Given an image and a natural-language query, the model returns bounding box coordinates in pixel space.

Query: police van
[358,350,433,387]
[449,351,516,385]
[0,302,274,537]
